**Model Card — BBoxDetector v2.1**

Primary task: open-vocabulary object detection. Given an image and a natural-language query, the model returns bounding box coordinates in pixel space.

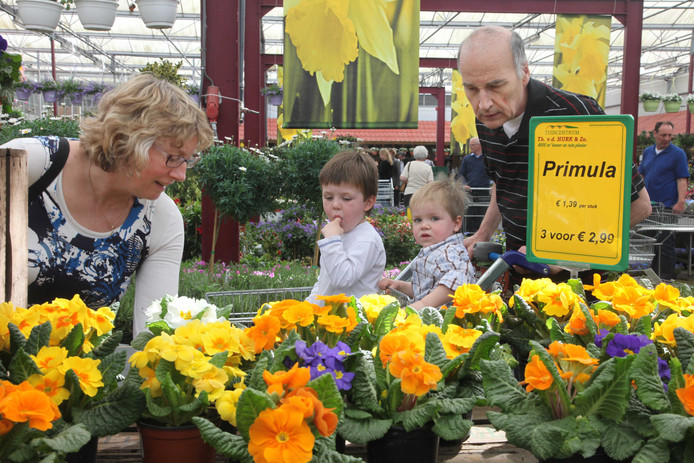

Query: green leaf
[547,317,572,343]
[480,359,527,412]
[395,401,438,431]
[8,348,41,384]
[511,295,543,330]
[308,372,343,417]
[573,356,633,422]
[96,350,127,387]
[23,321,52,355]
[39,423,92,453]
[373,302,400,338]
[193,417,251,460]
[552,415,601,459]
[310,449,365,463]
[8,323,27,358]
[437,397,477,415]
[247,350,272,390]
[146,320,171,336]
[235,388,275,441]
[344,322,367,353]
[209,351,229,369]
[432,412,472,441]
[72,382,145,436]
[529,340,572,411]
[675,327,694,373]
[631,436,670,463]
[462,330,500,371]
[441,306,457,333]
[385,379,403,417]
[651,413,694,442]
[143,389,173,419]
[337,415,392,445]
[89,331,123,359]
[487,410,556,457]
[439,353,466,381]
[60,323,86,357]
[668,358,687,416]
[419,307,443,327]
[130,331,155,350]
[530,419,571,460]
[633,315,652,337]
[600,419,644,460]
[270,331,300,372]
[424,332,447,370]
[578,303,598,338]
[347,354,381,414]
[630,343,669,411]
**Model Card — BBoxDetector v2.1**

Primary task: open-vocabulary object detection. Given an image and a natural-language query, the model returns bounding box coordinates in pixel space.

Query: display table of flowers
[6,272,694,462]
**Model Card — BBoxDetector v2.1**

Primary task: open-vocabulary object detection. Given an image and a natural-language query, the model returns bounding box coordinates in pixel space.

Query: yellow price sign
[527,115,632,270]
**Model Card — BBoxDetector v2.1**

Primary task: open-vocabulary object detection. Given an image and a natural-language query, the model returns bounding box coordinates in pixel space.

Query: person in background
[378,148,394,181]
[390,147,403,206]
[638,121,690,280]
[458,137,491,234]
[378,177,475,310]
[457,25,651,280]
[3,73,214,336]
[400,145,434,208]
[307,150,386,304]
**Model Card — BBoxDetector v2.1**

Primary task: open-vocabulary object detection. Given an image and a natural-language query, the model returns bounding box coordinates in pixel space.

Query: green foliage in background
[0,45,22,114]
[367,204,418,266]
[277,137,340,206]
[196,143,281,224]
[0,116,81,144]
[139,59,186,88]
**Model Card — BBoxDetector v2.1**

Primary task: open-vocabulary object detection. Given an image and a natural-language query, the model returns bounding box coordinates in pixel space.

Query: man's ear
[454,215,463,232]
[364,195,376,211]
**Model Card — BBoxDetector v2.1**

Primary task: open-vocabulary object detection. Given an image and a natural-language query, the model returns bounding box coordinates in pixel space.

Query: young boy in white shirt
[307,150,386,303]
[378,178,476,310]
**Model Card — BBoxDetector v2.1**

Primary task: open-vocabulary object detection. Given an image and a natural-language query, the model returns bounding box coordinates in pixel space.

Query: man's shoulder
[528,78,603,115]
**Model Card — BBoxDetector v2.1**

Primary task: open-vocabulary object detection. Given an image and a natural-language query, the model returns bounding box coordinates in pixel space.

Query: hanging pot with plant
[135,0,180,29]
[639,91,661,112]
[75,0,119,31]
[15,0,65,33]
[38,79,58,103]
[688,95,694,114]
[662,93,683,113]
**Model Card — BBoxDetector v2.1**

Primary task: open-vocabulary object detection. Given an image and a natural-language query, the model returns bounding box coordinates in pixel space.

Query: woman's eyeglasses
[153,144,201,168]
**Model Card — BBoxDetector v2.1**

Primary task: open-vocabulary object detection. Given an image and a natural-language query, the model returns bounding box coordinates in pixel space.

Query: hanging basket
[15,0,64,33]
[135,0,180,29]
[42,90,58,103]
[75,0,119,31]
[15,88,31,101]
[641,99,660,112]
[664,101,682,113]
[688,102,694,114]
[70,93,84,105]
[268,93,283,106]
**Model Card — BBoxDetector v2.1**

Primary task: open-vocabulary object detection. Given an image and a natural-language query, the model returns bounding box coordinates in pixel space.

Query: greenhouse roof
[1,1,693,96]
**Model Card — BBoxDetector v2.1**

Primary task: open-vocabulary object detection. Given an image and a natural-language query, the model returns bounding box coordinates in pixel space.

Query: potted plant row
[14,79,113,105]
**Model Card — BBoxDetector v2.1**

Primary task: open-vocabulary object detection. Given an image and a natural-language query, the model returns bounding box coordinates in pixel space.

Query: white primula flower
[238,166,247,172]
[162,296,223,329]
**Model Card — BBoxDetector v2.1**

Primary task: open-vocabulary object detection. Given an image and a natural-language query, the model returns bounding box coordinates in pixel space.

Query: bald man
[457,26,651,277]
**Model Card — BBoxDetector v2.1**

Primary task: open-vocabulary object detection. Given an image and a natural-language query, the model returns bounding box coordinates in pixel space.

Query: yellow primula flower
[653,283,681,311]
[173,319,205,351]
[60,357,103,397]
[201,324,242,356]
[32,346,69,374]
[215,387,245,426]
[536,282,581,318]
[28,370,70,405]
[441,326,482,359]
[359,293,398,324]
[511,278,553,309]
[612,285,655,319]
[138,366,163,397]
[652,313,694,346]
[191,362,228,402]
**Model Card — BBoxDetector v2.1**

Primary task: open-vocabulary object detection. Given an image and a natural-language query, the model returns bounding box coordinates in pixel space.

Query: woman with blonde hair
[3,73,214,335]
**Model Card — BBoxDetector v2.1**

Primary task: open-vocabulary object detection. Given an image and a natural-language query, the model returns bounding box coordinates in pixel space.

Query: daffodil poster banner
[276,66,313,144]
[552,14,611,109]
[450,69,478,156]
[282,0,420,129]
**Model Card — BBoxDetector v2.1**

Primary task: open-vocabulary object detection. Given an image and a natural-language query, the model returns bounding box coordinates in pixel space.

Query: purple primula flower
[331,365,355,391]
[324,342,351,370]
[658,357,671,390]
[309,363,331,380]
[296,340,330,367]
[605,333,653,358]
[0,35,7,52]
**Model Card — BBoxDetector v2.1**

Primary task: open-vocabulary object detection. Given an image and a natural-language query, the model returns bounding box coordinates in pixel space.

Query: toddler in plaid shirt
[378,177,476,310]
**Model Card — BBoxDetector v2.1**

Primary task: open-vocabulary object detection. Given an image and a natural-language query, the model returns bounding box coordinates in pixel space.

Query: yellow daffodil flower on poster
[285,0,399,84]
[553,15,610,107]
[450,70,478,153]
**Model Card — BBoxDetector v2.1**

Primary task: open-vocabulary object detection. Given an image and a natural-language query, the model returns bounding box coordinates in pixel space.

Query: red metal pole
[687,32,693,135]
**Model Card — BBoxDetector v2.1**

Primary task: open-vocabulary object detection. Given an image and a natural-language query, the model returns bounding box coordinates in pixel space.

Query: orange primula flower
[596,309,621,329]
[285,387,337,437]
[282,302,317,328]
[653,283,681,311]
[388,351,442,397]
[246,314,281,353]
[0,388,61,431]
[676,374,694,416]
[547,342,597,386]
[248,405,315,463]
[379,330,424,366]
[451,284,488,316]
[522,355,554,392]
[315,294,351,305]
[263,363,311,396]
[316,314,350,334]
[565,307,590,336]
[0,418,13,435]
[584,273,617,301]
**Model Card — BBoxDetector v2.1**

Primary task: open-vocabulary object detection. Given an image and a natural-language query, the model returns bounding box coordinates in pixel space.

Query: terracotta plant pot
[138,421,215,463]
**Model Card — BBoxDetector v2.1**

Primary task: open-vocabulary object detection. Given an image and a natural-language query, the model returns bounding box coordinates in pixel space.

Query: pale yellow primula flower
[285,0,399,83]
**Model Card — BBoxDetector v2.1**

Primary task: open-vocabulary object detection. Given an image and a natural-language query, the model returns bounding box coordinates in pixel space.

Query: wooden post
[1,148,28,306]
